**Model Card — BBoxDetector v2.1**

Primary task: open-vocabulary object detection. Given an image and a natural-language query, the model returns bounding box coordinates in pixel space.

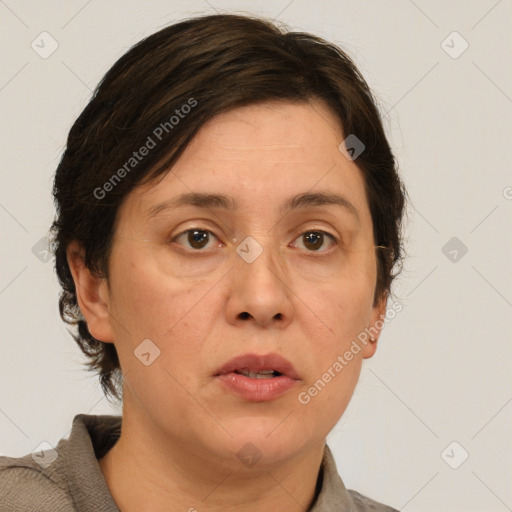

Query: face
[74,99,386,469]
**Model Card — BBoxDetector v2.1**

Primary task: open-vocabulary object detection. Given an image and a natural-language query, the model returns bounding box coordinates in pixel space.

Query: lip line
[214,352,301,380]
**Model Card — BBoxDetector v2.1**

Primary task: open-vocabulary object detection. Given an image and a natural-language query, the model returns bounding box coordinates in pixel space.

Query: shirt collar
[309,443,356,511]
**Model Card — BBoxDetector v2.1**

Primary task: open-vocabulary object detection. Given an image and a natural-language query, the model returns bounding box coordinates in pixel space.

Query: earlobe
[66,241,115,343]
[362,293,388,359]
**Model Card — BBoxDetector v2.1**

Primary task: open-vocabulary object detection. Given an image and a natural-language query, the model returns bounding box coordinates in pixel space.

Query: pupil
[304,232,323,250]
[188,229,209,249]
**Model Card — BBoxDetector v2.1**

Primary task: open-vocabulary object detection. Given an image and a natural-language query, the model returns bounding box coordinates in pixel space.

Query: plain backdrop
[1,1,511,511]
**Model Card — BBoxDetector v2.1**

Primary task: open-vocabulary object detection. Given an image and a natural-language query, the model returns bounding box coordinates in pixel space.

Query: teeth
[237,369,277,379]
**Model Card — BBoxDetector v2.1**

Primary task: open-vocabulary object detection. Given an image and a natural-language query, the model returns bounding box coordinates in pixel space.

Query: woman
[0,13,405,511]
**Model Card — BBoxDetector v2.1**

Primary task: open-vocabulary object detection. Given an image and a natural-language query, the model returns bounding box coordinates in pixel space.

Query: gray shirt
[0,414,398,511]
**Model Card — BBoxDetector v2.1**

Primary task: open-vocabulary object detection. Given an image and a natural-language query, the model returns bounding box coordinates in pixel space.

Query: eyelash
[171,227,338,253]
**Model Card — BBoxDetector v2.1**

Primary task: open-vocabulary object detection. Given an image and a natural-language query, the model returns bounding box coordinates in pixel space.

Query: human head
[51,13,405,407]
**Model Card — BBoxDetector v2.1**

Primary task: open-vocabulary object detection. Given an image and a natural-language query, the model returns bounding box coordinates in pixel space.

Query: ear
[362,292,388,359]
[66,241,115,343]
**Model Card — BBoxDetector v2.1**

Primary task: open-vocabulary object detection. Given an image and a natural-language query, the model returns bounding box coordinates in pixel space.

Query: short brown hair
[51,13,406,404]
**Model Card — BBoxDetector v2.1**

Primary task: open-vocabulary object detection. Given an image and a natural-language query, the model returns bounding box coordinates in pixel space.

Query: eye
[291,230,337,252]
[172,228,221,250]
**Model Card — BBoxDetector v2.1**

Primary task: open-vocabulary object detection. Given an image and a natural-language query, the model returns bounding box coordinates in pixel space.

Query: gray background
[1,1,511,510]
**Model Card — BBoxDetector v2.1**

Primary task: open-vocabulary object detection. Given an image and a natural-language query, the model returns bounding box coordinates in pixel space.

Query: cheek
[106,244,224,355]
[106,253,224,408]
[293,264,374,413]
[297,259,376,345]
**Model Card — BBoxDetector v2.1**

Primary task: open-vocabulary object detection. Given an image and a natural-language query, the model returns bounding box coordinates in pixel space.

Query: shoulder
[0,454,75,511]
[348,489,400,511]
[0,413,121,512]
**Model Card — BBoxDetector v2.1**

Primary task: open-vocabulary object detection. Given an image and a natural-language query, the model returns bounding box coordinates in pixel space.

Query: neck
[98,410,325,512]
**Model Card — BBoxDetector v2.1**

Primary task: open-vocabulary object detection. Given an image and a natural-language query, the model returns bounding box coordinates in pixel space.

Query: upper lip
[214,353,301,380]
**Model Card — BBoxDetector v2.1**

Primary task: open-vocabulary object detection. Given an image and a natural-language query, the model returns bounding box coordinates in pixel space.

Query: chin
[221,418,312,458]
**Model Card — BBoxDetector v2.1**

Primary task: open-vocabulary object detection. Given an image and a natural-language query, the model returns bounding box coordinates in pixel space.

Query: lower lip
[216,372,299,401]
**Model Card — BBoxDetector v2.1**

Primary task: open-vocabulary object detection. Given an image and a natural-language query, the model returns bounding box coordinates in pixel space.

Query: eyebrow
[146,191,360,222]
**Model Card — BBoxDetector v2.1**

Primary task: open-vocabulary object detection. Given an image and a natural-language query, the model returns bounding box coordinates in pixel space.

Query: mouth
[214,353,300,402]
[214,352,301,380]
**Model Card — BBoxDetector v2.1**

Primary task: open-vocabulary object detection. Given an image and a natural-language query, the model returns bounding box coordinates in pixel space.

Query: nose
[225,236,294,329]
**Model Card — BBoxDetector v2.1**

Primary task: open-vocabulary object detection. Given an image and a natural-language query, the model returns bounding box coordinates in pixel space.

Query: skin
[68,98,387,512]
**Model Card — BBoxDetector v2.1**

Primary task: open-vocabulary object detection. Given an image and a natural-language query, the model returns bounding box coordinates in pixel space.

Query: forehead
[194,99,343,155]
[122,99,370,224]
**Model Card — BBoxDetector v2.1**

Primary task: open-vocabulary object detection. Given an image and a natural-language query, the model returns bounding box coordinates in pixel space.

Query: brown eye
[292,231,336,252]
[304,232,323,250]
[174,228,217,250]
[188,229,210,249]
